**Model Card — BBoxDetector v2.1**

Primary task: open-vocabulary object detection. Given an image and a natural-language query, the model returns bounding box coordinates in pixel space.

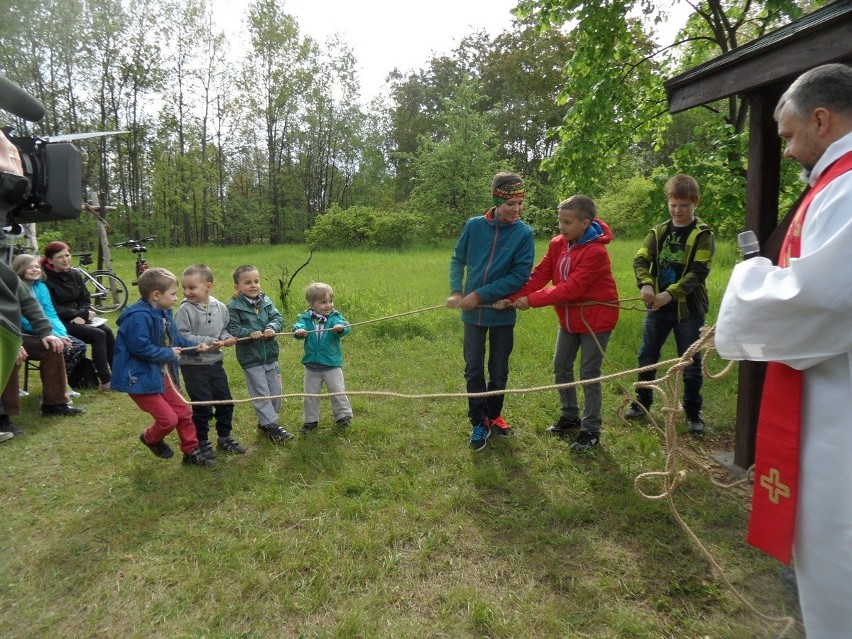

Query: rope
[171,297,794,637]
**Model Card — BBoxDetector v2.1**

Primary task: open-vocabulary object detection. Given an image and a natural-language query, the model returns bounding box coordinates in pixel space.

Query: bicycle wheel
[86,271,129,313]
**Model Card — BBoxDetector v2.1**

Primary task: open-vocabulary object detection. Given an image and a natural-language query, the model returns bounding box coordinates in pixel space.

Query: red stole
[748,151,852,563]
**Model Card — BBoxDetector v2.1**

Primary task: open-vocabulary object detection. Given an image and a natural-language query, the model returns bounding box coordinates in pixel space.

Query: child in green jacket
[293,282,352,434]
[227,265,293,443]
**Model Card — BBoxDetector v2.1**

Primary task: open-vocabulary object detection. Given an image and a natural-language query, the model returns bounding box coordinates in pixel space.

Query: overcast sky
[212,0,692,102]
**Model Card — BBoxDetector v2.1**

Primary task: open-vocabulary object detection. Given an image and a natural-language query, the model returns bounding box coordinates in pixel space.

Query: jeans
[554,329,611,435]
[635,311,704,418]
[463,323,514,426]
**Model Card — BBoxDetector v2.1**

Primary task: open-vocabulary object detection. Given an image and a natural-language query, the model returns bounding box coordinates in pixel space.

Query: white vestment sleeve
[715,174,852,370]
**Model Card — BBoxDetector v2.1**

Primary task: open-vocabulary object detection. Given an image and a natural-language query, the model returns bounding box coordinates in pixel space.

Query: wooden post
[732,88,783,470]
[87,190,116,276]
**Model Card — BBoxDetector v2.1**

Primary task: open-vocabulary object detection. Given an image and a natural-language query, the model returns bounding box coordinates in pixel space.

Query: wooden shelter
[663,0,852,470]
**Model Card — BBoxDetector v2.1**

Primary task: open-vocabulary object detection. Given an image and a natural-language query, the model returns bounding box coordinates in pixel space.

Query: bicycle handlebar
[114,235,156,248]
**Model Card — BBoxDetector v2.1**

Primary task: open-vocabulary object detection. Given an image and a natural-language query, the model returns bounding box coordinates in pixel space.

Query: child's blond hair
[305,282,334,304]
[138,267,178,299]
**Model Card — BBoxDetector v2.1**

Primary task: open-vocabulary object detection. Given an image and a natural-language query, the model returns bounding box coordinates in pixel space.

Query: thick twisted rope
[173,298,793,637]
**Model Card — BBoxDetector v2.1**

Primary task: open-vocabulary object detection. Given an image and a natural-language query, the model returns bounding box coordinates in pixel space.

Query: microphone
[0,75,46,122]
[737,230,760,260]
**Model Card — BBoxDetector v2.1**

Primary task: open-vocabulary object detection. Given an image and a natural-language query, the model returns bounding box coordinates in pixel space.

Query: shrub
[305,205,421,250]
[595,174,657,238]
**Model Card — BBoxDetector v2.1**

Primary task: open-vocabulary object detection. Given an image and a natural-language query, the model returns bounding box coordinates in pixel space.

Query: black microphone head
[0,75,45,122]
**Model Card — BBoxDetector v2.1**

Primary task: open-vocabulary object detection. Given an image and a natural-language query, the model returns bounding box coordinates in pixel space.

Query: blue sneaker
[469,422,491,452]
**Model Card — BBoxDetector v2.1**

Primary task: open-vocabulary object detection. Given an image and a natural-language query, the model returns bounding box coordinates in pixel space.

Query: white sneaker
[0,431,14,443]
[68,389,81,399]
[18,389,29,397]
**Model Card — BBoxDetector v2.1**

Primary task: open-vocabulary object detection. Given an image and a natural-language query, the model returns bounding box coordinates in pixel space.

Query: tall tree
[407,81,504,238]
[295,36,365,231]
[241,0,312,244]
[513,0,817,216]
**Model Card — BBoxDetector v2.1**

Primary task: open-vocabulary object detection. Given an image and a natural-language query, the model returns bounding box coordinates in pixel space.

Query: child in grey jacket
[175,264,244,458]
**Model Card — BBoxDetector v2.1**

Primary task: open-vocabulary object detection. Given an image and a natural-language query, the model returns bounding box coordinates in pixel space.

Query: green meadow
[0,240,803,638]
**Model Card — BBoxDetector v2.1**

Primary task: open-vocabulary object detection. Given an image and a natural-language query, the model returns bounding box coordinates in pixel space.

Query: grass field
[0,239,804,638]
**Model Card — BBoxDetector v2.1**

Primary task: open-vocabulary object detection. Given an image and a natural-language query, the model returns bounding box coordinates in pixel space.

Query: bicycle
[74,252,128,313]
[114,236,155,285]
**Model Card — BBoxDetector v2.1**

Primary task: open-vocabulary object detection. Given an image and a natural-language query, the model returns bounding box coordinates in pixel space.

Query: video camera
[1,74,82,226]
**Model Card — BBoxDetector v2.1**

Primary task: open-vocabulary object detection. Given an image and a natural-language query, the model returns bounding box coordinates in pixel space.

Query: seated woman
[12,254,87,391]
[41,241,114,391]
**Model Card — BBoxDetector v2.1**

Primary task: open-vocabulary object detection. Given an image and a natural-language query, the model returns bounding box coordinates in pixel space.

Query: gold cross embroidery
[759,468,791,505]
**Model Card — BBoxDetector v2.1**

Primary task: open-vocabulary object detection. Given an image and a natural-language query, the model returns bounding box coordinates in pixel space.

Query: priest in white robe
[715,64,852,639]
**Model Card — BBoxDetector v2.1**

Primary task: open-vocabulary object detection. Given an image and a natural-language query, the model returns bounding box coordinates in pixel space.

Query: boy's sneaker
[335,417,352,430]
[139,433,174,459]
[217,436,247,454]
[258,423,295,444]
[686,415,706,435]
[624,402,650,420]
[569,430,600,451]
[545,416,581,437]
[469,422,491,452]
[0,415,23,436]
[182,447,215,467]
[68,389,81,399]
[489,415,514,437]
[0,431,14,443]
[198,439,217,460]
[300,421,318,434]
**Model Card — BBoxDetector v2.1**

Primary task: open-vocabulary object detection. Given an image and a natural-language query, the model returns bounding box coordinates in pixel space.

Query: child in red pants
[111,268,212,466]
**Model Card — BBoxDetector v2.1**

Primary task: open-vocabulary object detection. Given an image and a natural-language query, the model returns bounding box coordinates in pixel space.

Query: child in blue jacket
[293,282,352,434]
[112,268,212,466]
[447,172,535,452]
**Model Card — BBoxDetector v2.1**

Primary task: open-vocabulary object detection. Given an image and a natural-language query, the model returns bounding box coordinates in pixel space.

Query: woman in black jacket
[42,241,114,391]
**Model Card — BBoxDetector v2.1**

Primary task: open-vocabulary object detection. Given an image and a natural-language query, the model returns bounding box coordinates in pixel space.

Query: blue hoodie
[449,209,535,326]
[112,299,196,394]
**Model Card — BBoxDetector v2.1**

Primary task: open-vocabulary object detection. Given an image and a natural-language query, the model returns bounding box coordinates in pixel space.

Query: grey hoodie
[175,295,233,365]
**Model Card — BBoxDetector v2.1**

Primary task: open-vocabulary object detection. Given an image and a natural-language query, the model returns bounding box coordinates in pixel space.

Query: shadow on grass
[464,430,768,635]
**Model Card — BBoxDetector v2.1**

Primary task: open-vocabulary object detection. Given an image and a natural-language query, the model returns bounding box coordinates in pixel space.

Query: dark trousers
[463,323,514,426]
[65,322,114,384]
[179,362,234,441]
[635,311,704,418]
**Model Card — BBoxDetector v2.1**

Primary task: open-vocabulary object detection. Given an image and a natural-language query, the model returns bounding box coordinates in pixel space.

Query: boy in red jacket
[502,195,618,451]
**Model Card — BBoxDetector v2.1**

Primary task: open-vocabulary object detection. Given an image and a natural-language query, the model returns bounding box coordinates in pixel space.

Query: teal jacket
[227,292,283,369]
[449,209,535,326]
[633,217,715,319]
[293,309,350,368]
[21,280,68,337]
